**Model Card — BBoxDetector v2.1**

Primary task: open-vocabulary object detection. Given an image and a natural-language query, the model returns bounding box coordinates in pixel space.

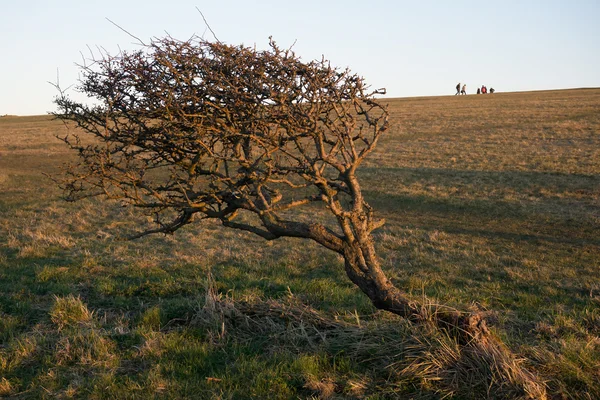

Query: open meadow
[1,88,599,399]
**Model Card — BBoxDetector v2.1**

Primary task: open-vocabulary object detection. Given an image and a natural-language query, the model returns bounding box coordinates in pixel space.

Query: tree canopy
[55,37,388,250]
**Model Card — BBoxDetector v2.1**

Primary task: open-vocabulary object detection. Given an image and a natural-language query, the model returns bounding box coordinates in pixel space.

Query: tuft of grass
[0,312,20,344]
[0,377,14,397]
[53,328,117,368]
[399,332,546,399]
[139,306,162,331]
[49,295,94,331]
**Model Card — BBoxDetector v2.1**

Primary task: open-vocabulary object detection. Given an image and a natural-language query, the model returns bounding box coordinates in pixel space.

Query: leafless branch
[105,17,147,46]
[195,8,221,43]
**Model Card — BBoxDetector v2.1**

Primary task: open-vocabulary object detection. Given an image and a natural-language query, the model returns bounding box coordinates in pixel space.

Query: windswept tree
[54,35,488,339]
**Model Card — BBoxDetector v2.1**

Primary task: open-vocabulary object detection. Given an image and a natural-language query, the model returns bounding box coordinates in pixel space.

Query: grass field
[0,88,599,399]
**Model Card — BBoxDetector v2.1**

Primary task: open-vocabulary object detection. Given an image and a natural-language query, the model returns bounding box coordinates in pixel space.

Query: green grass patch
[1,90,599,398]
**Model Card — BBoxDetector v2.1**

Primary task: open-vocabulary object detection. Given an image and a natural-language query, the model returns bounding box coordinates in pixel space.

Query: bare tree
[54,36,488,340]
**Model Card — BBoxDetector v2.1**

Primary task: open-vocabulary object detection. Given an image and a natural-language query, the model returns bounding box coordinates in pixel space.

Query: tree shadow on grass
[210,257,374,315]
[0,250,76,317]
[362,166,599,247]
[361,166,600,191]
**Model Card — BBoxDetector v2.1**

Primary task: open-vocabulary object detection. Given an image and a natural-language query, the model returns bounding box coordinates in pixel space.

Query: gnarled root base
[370,289,547,399]
[343,258,546,398]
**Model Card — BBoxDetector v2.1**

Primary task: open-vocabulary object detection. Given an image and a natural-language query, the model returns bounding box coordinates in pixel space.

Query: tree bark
[342,240,490,343]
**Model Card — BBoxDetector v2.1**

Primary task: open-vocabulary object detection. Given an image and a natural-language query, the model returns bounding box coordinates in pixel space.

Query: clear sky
[1,0,598,115]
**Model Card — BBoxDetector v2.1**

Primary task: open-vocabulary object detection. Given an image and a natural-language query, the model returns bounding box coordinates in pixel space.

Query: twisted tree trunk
[341,237,490,343]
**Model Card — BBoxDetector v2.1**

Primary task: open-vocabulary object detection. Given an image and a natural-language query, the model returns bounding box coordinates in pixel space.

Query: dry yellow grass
[0,88,599,398]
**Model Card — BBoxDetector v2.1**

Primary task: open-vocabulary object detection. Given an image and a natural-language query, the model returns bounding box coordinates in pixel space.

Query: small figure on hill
[489,87,495,93]
[481,85,487,94]
[461,84,467,95]
[455,82,461,95]
[477,88,481,95]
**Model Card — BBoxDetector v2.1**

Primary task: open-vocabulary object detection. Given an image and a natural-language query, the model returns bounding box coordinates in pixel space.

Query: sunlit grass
[0,89,599,398]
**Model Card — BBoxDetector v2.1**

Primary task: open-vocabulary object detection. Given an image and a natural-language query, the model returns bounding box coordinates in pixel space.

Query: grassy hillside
[0,89,599,399]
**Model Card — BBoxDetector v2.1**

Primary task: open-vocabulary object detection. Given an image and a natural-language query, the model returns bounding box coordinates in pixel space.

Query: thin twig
[106,17,147,46]
[196,7,221,43]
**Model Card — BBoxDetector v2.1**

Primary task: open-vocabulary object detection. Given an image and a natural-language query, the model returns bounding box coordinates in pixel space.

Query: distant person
[461,84,466,95]
[490,87,495,93]
[456,82,461,95]
[481,85,487,94]
[477,88,481,95]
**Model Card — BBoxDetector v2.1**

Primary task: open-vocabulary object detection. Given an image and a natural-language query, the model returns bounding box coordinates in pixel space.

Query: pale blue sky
[1,0,598,115]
